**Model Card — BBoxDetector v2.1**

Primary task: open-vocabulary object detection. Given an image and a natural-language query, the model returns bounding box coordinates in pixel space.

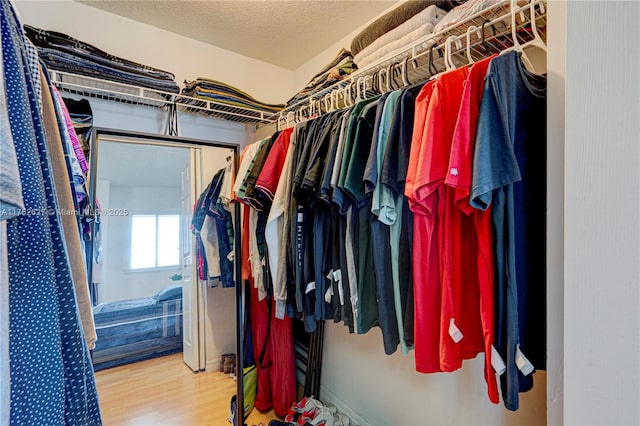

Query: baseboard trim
[205,352,222,373]
[319,385,369,426]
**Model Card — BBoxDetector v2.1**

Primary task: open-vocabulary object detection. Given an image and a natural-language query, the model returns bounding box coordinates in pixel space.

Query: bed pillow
[157,284,183,302]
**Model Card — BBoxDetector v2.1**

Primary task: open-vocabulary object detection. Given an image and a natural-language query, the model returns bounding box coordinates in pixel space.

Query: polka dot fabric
[1,0,102,424]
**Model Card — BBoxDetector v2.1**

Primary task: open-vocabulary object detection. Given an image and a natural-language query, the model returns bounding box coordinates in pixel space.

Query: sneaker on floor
[333,413,350,426]
[268,421,297,426]
[304,405,337,426]
[285,397,323,423]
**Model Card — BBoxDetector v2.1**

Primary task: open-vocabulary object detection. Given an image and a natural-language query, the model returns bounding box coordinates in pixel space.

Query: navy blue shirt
[471,51,546,411]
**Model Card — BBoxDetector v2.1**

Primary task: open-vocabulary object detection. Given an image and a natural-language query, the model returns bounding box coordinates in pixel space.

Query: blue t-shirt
[471,51,546,411]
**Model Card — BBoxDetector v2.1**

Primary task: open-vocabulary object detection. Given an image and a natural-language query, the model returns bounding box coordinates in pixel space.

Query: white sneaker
[333,413,350,426]
[308,405,337,426]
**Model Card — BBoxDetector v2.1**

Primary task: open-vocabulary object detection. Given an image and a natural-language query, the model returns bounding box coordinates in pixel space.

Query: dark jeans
[39,48,180,93]
[24,24,175,79]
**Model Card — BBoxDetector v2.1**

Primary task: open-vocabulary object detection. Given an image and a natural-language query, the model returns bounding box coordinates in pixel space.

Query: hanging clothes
[192,166,235,288]
[40,66,97,350]
[2,0,101,423]
[0,23,24,425]
[470,50,547,411]
[445,54,500,404]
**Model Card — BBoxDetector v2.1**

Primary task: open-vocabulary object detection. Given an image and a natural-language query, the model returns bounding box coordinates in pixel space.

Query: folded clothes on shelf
[433,0,503,34]
[353,5,448,69]
[38,48,181,93]
[286,48,357,107]
[182,78,285,113]
[350,0,465,57]
[24,25,180,93]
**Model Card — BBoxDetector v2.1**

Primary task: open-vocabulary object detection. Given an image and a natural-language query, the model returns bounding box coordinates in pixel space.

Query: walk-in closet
[1,1,638,425]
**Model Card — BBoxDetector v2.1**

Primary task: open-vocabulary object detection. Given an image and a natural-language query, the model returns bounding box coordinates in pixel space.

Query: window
[130,214,180,270]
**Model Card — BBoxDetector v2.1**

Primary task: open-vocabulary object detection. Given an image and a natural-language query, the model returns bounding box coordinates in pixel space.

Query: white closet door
[181,148,202,371]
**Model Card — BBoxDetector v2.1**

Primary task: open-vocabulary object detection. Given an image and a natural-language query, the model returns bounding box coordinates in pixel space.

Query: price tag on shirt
[305,281,316,294]
[516,344,535,376]
[491,345,507,375]
[448,318,463,343]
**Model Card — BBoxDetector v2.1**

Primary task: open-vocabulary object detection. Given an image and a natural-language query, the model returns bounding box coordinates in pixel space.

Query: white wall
[288,1,403,99]
[15,0,292,105]
[546,1,565,424]
[102,185,182,303]
[321,325,546,425]
[563,2,640,425]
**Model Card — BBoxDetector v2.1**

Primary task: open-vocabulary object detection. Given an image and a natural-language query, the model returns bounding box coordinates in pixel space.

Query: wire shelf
[50,71,277,125]
[269,0,546,130]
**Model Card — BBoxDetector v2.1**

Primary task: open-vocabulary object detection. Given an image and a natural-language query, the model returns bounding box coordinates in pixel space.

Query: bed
[91,284,183,371]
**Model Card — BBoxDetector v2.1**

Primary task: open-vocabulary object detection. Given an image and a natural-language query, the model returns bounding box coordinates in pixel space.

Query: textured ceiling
[76,0,397,70]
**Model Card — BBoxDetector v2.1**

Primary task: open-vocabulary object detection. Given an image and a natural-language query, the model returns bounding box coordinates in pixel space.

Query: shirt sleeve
[470,73,522,211]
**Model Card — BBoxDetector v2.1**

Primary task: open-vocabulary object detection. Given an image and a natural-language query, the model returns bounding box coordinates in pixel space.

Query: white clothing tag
[448,318,463,343]
[491,345,507,375]
[326,270,335,283]
[515,344,535,376]
[325,286,334,303]
[332,269,342,283]
[337,277,345,306]
[305,281,316,294]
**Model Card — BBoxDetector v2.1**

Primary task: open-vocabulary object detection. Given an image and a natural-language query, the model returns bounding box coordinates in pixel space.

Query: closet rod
[268,0,546,130]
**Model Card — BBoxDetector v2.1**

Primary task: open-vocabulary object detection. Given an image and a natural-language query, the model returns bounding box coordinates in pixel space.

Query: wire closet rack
[48,0,546,129]
[268,0,547,130]
[49,71,277,126]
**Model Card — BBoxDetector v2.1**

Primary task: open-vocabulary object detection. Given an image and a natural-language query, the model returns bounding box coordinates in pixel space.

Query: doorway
[88,129,238,373]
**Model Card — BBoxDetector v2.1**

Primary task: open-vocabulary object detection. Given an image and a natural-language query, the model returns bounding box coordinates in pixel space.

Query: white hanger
[387,64,395,91]
[323,93,332,112]
[377,68,386,94]
[401,57,411,86]
[520,0,547,53]
[356,76,364,101]
[466,25,478,65]
[445,36,456,71]
[286,111,295,127]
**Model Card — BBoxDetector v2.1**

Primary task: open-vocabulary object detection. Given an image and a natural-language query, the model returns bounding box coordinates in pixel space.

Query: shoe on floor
[285,396,323,423]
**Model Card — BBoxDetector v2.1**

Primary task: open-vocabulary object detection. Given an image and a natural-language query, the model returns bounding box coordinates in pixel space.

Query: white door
[181,149,201,371]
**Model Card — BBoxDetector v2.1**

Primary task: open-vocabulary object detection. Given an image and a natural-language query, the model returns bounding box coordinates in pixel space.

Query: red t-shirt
[413,67,470,373]
[446,55,499,403]
[255,127,294,200]
[406,81,444,374]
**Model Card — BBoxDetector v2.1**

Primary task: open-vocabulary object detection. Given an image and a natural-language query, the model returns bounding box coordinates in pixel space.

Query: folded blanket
[356,23,437,70]
[354,5,447,68]
[286,49,357,107]
[182,78,284,113]
[350,0,466,57]
[433,0,501,34]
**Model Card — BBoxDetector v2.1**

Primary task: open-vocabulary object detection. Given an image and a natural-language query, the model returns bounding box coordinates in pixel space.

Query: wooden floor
[95,353,279,426]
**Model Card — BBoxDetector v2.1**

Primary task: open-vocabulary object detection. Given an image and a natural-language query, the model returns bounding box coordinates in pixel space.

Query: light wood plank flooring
[95,353,278,426]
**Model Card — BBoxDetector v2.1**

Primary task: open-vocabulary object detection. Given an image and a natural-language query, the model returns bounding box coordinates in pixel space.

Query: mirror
[88,128,240,374]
